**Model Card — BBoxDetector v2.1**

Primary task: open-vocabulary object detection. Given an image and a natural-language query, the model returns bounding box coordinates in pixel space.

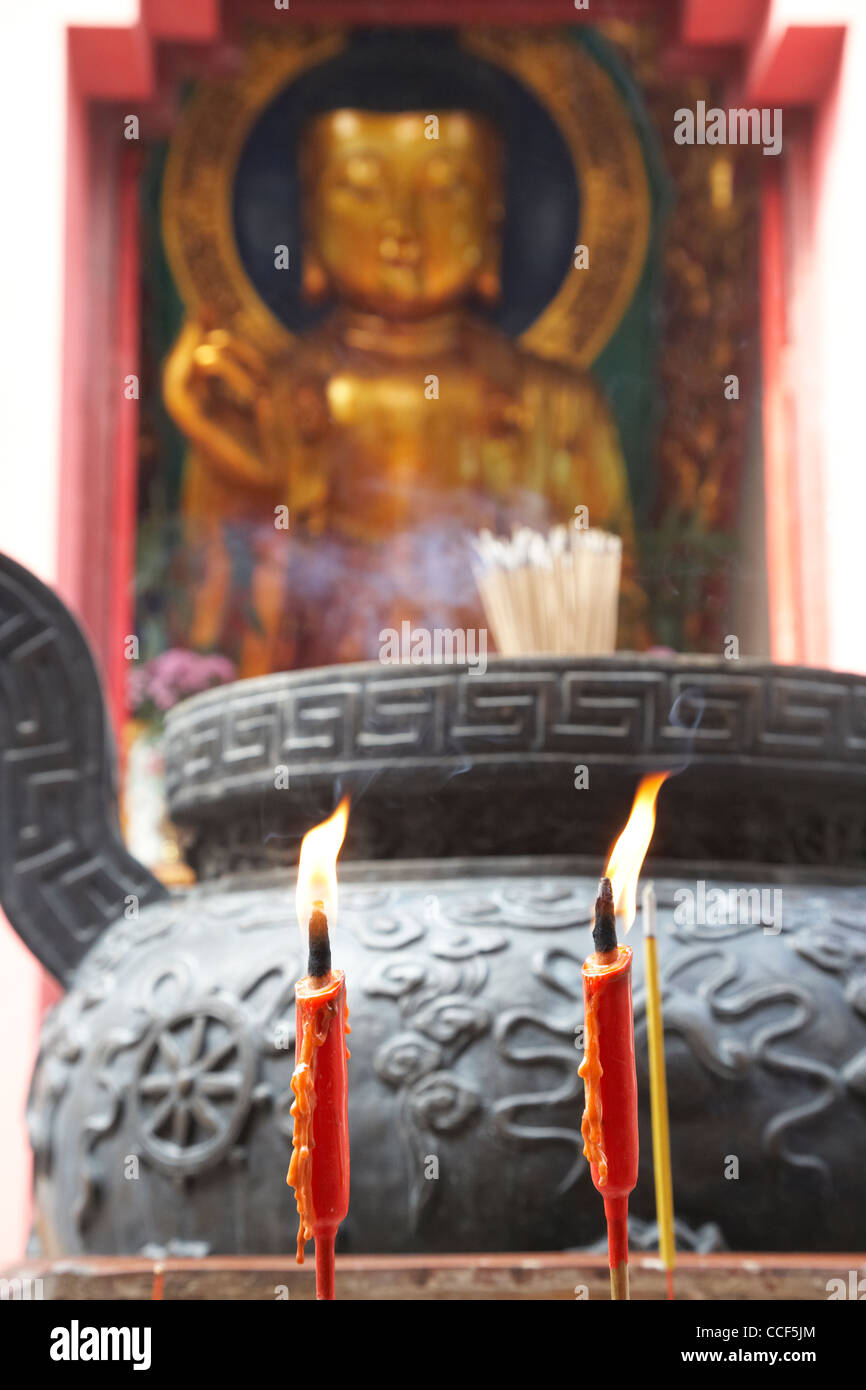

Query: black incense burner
[2,553,866,1258]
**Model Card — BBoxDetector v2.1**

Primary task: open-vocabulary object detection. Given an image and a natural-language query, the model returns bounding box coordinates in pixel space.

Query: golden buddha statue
[164,108,642,673]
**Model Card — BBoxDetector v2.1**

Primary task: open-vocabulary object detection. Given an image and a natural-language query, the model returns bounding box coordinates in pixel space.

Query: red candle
[579,901,639,1298]
[286,798,351,1300]
[579,773,670,1300]
[289,965,350,1297]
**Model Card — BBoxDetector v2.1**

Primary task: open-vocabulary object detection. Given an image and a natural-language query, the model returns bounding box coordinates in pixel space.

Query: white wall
[0,0,137,1268]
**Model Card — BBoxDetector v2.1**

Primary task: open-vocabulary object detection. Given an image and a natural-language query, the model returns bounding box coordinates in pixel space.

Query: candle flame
[296,797,350,938]
[604,772,670,932]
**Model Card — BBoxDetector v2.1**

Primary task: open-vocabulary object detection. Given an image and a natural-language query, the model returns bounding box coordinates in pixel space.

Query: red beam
[681,0,768,47]
[223,0,660,25]
[143,0,221,42]
[760,164,801,664]
[68,24,155,102]
[106,150,142,743]
[746,23,846,106]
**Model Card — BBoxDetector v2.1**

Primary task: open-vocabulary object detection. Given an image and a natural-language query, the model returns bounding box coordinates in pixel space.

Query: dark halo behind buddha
[232,28,579,341]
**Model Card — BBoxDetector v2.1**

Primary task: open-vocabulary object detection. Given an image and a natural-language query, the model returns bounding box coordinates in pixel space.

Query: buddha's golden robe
[243,312,642,668]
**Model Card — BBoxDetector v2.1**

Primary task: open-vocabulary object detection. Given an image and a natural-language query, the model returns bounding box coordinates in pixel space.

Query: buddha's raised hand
[163,314,280,490]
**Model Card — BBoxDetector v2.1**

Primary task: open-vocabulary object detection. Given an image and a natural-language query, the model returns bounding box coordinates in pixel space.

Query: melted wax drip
[286,993,352,1264]
[578,985,608,1185]
[287,998,335,1263]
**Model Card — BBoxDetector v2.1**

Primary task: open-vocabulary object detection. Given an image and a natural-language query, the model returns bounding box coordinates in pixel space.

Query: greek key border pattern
[164,663,866,815]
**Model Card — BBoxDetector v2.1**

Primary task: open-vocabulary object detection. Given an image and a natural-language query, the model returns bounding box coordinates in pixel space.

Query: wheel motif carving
[132,1000,254,1175]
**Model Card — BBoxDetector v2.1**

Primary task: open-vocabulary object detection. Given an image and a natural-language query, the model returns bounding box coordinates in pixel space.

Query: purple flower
[127,648,236,718]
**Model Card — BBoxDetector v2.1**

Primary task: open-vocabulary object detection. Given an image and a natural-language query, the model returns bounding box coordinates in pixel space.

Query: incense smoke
[665,685,706,777]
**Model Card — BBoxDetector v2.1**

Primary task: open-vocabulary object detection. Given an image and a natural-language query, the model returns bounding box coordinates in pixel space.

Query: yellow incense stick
[642,881,676,1298]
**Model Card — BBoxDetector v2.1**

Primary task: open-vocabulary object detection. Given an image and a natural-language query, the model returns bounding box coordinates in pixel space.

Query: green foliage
[134,513,193,663]
[640,509,738,650]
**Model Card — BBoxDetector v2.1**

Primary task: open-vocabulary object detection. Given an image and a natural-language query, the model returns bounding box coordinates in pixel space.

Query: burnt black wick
[307,901,331,978]
[592,876,618,955]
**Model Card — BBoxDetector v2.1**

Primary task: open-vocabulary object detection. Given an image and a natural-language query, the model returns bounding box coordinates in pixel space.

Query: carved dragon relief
[24,874,866,1254]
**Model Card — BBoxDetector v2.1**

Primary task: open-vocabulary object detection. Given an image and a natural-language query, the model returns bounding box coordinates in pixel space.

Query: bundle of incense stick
[472,524,622,656]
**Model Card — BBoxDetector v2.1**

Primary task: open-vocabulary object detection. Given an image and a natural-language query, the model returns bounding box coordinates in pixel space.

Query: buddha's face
[300,110,503,319]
